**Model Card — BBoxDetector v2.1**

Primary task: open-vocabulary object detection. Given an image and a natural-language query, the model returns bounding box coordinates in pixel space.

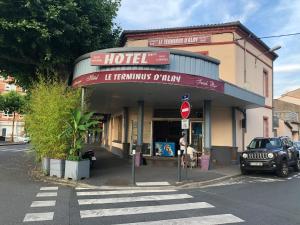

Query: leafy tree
[0,0,121,88]
[0,91,26,142]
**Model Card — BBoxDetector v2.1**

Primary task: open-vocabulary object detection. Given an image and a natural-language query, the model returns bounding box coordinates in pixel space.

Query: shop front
[72,47,265,165]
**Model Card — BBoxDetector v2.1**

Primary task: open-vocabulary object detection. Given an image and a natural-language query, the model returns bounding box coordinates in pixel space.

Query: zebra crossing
[0,147,30,153]
[75,182,245,224]
[23,186,58,222]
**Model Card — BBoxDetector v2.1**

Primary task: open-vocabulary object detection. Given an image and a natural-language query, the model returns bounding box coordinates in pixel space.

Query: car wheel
[241,168,249,175]
[277,162,289,177]
[294,159,300,172]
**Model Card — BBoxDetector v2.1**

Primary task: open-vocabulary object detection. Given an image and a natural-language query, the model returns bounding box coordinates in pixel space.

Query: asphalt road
[0,144,300,225]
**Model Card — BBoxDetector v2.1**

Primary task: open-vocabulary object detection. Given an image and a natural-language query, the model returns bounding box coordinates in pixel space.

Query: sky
[115,0,300,98]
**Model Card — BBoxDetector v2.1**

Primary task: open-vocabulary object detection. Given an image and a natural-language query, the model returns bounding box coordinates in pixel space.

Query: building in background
[0,76,25,141]
[72,21,278,166]
[273,89,300,140]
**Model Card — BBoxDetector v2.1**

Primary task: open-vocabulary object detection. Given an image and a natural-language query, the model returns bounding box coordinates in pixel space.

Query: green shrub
[25,78,81,160]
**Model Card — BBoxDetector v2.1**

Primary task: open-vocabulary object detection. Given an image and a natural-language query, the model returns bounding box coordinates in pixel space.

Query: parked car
[240,137,300,177]
[14,136,31,143]
[294,141,300,151]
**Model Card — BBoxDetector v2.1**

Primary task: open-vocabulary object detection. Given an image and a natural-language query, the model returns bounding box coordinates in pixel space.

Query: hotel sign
[72,70,224,93]
[90,51,170,66]
[148,35,211,47]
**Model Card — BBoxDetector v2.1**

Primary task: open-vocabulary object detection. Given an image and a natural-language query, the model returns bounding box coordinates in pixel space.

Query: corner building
[72,22,276,165]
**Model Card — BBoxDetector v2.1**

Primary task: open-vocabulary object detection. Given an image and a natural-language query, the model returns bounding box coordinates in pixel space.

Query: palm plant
[63,108,99,161]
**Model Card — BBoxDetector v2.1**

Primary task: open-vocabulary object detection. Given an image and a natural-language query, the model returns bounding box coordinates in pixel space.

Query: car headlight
[242,153,248,159]
[267,153,274,159]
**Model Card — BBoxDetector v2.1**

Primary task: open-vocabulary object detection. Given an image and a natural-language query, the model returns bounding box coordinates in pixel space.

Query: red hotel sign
[72,70,224,93]
[148,35,211,47]
[90,51,170,66]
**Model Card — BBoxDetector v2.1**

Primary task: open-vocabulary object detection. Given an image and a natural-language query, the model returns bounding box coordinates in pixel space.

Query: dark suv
[240,137,300,177]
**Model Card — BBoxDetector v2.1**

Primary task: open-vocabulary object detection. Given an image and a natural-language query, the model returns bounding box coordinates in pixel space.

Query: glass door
[190,121,203,153]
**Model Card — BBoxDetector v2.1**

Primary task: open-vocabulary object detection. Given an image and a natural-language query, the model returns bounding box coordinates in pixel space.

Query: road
[0,144,300,225]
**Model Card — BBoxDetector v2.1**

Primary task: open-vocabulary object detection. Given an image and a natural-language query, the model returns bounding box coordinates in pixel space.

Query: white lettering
[141,53,148,64]
[125,53,133,64]
[133,53,141,64]
[115,54,124,64]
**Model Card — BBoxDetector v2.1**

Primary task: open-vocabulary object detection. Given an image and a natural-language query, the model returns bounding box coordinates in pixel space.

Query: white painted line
[78,194,193,205]
[80,202,214,218]
[287,177,293,180]
[77,189,177,196]
[136,182,170,186]
[36,192,57,197]
[30,200,56,207]
[23,212,54,222]
[40,187,58,191]
[115,214,244,225]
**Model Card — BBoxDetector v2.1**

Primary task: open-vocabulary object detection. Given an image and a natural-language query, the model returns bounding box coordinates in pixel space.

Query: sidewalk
[75,145,241,188]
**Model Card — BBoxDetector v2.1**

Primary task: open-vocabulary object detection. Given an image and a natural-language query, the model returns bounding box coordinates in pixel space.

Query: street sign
[181,119,190,129]
[180,101,191,119]
[181,94,190,101]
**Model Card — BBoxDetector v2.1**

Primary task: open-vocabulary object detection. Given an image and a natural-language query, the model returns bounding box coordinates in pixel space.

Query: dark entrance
[152,121,183,156]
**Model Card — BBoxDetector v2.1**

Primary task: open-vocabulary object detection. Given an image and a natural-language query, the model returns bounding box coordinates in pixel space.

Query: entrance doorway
[190,121,203,152]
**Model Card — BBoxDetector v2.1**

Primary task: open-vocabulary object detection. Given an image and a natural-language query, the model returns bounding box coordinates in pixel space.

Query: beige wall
[276,119,292,138]
[211,106,232,146]
[245,107,273,148]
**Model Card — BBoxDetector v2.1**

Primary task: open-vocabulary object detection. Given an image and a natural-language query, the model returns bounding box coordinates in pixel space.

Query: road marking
[36,192,57,197]
[78,194,193,205]
[80,202,214,218]
[77,189,177,196]
[23,212,54,222]
[114,214,244,225]
[40,187,58,191]
[0,148,30,152]
[30,200,56,207]
[287,177,293,180]
[136,182,170,186]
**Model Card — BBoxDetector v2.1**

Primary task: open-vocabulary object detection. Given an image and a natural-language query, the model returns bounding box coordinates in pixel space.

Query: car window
[249,138,281,149]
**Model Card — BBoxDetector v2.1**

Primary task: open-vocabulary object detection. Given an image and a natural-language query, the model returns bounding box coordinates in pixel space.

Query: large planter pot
[50,159,65,178]
[64,159,90,181]
[42,157,50,175]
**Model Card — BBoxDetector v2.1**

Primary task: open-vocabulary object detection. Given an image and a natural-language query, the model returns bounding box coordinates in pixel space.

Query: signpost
[179,98,191,181]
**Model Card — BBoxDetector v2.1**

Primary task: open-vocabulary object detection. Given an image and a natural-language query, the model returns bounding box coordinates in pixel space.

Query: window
[263,117,269,137]
[263,70,269,97]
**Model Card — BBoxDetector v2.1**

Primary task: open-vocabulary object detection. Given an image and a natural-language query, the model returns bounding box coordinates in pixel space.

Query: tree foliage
[0,91,26,142]
[25,78,81,160]
[0,0,121,88]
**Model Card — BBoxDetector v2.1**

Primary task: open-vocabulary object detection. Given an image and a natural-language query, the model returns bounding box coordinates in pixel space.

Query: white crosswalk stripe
[115,214,244,225]
[40,186,58,191]
[23,212,54,222]
[36,192,57,197]
[136,182,170,186]
[80,202,214,218]
[30,200,56,207]
[0,148,30,152]
[76,187,245,224]
[78,193,193,205]
[77,189,177,196]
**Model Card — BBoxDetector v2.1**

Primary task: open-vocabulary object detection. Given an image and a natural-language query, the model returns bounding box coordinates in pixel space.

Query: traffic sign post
[180,99,191,181]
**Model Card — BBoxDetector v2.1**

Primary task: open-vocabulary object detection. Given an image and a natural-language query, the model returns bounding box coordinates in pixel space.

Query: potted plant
[62,108,99,181]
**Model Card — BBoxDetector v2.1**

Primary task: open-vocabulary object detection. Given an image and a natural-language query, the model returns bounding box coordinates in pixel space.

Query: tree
[0,0,121,88]
[0,91,26,142]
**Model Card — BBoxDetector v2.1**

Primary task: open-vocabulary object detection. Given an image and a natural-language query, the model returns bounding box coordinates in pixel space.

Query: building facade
[0,76,25,141]
[72,22,277,165]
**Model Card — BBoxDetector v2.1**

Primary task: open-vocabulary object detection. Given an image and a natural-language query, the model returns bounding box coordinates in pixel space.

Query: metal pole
[132,150,136,186]
[184,129,188,180]
[177,150,181,182]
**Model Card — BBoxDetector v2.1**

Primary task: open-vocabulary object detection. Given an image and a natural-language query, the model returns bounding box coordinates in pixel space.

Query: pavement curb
[32,166,241,190]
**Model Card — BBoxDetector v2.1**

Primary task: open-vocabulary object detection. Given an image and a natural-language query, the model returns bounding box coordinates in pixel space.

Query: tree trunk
[11,112,15,142]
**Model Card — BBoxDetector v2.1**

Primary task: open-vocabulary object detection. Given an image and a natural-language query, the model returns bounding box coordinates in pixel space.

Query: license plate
[250,162,263,166]
[92,156,96,161]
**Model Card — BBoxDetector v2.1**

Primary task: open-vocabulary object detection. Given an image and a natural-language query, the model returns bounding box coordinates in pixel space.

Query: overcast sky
[116,0,300,98]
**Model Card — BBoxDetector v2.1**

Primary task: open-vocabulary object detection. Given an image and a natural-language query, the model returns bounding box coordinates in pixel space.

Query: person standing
[179,132,187,166]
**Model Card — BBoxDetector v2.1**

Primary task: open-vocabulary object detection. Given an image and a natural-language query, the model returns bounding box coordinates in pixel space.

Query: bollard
[132,150,136,186]
[177,150,181,182]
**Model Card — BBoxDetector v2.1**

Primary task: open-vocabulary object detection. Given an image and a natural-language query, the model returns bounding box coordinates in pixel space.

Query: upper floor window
[263,70,269,97]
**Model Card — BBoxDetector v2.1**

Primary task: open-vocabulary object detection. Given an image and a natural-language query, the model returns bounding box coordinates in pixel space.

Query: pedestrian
[179,132,187,166]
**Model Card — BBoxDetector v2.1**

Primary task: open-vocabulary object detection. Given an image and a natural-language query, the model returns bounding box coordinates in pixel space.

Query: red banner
[72,70,224,93]
[148,35,211,47]
[90,51,170,66]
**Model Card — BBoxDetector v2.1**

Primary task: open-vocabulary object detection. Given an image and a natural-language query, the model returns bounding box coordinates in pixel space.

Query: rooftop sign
[90,51,170,66]
[148,35,211,47]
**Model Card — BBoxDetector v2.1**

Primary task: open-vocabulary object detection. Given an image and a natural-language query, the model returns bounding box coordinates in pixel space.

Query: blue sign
[155,142,176,157]
[181,94,190,101]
